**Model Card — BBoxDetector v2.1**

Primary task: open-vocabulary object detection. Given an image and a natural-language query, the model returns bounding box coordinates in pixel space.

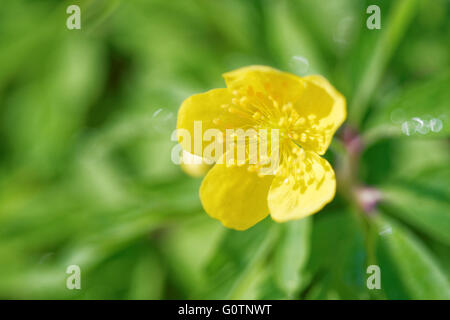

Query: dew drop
[379,225,392,237]
[412,117,429,135]
[430,118,443,132]
[152,108,162,118]
[289,56,309,75]
[39,252,54,264]
[401,120,415,136]
[152,108,174,133]
[333,16,355,48]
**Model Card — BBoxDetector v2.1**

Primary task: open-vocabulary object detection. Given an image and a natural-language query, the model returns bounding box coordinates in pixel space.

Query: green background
[0,0,448,299]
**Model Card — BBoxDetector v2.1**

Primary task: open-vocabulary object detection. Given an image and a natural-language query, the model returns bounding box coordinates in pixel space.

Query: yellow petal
[268,148,336,222]
[177,88,247,161]
[200,158,274,230]
[292,75,346,154]
[180,150,213,178]
[223,67,346,155]
[223,65,305,106]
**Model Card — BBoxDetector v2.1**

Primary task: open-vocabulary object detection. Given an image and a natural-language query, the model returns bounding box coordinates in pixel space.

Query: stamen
[252,112,261,120]
[295,117,305,126]
[278,117,286,126]
[300,133,307,142]
[228,106,238,114]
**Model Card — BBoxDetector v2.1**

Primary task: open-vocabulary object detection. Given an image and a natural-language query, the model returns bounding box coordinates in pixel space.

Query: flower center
[215,87,331,150]
[211,86,333,179]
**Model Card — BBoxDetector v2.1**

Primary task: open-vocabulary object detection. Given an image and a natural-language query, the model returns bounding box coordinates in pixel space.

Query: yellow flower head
[177,66,346,230]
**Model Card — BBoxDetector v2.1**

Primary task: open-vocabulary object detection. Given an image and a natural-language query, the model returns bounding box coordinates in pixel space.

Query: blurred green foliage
[0,0,448,299]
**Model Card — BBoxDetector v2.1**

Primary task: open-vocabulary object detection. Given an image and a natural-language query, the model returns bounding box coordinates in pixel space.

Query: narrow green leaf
[306,211,368,299]
[128,248,165,300]
[265,0,325,74]
[274,217,312,296]
[159,215,224,297]
[199,219,279,299]
[350,0,419,126]
[375,215,450,299]
[380,179,450,246]
[364,73,450,145]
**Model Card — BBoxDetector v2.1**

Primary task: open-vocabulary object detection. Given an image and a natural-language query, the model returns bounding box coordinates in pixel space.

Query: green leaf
[350,0,420,125]
[365,73,450,144]
[410,165,450,201]
[159,215,224,297]
[274,217,311,296]
[361,136,449,186]
[265,0,325,74]
[306,211,368,299]
[128,247,165,299]
[196,0,258,54]
[291,0,358,56]
[380,171,450,246]
[199,219,279,299]
[375,215,450,299]
[304,274,340,300]
[426,240,450,283]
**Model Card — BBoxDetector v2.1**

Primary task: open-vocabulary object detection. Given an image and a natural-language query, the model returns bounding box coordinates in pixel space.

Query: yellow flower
[177,66,346,230]
[180,150,213,178]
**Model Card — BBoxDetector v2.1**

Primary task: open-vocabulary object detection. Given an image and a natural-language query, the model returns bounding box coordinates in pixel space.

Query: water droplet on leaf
[289,56,309,75]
